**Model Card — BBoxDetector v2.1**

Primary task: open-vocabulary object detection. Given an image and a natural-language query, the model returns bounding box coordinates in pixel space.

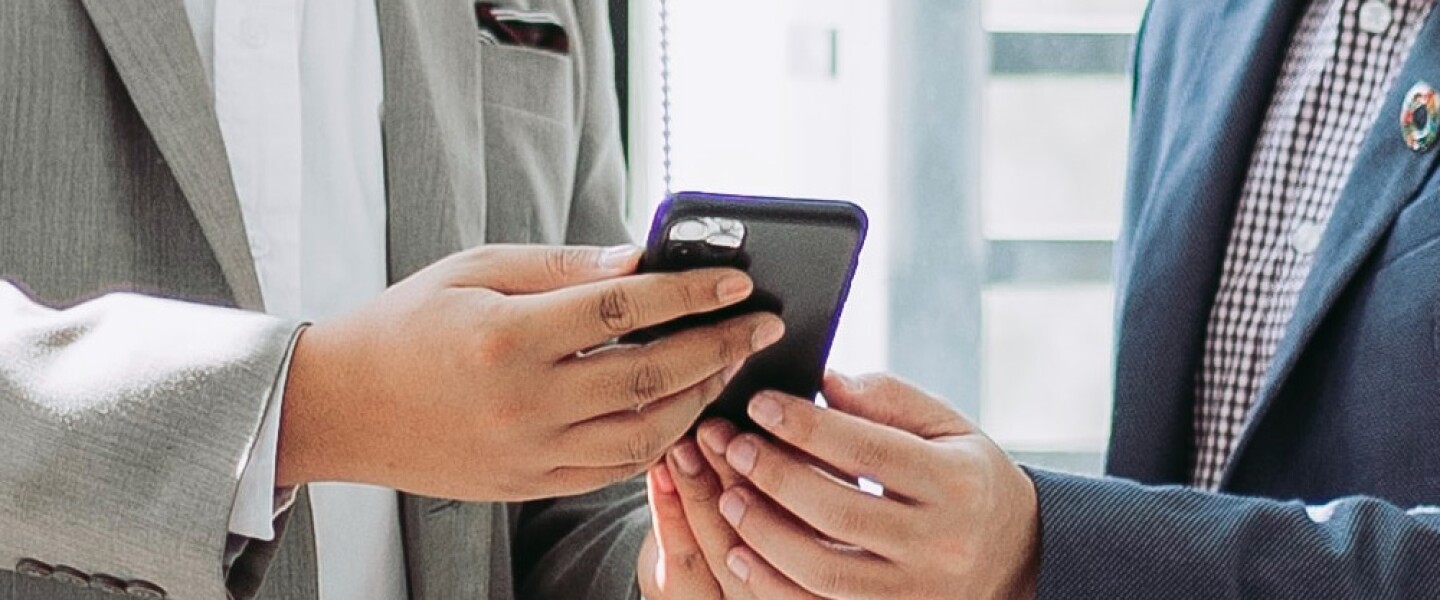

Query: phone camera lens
[670,219,711,242]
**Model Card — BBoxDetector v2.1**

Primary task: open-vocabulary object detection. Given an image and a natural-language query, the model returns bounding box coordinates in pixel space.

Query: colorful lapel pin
[1401,81,1439,153]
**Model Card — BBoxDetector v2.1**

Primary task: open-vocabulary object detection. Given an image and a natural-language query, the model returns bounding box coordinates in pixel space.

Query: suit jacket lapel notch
[78,0,265,310]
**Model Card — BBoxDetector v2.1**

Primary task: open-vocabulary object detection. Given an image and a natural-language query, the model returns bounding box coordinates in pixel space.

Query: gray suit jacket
[0,1,646,599]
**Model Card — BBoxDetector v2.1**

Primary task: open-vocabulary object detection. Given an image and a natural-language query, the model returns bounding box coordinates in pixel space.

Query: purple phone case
[634,191,869,429]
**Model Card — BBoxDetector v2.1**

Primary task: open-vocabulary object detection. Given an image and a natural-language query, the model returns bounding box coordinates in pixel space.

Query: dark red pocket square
[475,3,571,55]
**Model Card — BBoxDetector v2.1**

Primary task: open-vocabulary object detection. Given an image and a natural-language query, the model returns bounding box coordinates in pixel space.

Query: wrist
[1003,471,1042,600]
[276,324,352,488]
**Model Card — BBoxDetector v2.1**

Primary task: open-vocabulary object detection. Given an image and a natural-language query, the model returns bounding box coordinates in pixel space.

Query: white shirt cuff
[227,333,301,541]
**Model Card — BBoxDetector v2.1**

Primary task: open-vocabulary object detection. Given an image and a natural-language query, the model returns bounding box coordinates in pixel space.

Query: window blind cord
[660,0,673,195]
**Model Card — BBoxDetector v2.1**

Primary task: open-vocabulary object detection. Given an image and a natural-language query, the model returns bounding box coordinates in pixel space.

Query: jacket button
[125,580,167,599]
[51,565,90,587]
[14,559,53,578]
[90,574,128,594]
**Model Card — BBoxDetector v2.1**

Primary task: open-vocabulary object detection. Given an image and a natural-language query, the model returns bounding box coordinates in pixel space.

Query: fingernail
[700,421,735,455]
[726,550,752,583]
[670,443,703,477]
[749,394,784,429]
[719,491,747,526]
[727,438,758,475]
[751,320,785,351]
[717,275,754,304]
[599,245,641,269]
[652,463,677,494]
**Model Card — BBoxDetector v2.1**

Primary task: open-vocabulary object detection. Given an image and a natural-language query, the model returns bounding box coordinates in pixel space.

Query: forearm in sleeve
[1030,469,1440,599]
[0,282,301,599]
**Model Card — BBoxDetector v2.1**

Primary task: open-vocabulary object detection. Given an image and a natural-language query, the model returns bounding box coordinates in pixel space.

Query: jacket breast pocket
[481,44,578,245]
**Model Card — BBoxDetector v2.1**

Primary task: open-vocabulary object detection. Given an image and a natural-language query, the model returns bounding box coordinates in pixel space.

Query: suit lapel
[398,498,498,600]
[78,0,265,311]
[1222,8,1440,484]
[376,1,494,597]
[1108,0,1308,483]
[377,0,488,284]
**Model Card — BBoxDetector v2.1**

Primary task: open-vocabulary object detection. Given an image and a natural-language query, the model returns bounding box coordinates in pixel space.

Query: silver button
[1291,221,1325,255]
[125,580,167,599]
[90,574,127,594]
[51,565,90,587]
[1359,1,1393,34]
[14,559,53,578]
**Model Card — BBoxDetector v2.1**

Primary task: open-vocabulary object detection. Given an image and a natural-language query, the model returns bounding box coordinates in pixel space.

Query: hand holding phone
[624,192,867,430]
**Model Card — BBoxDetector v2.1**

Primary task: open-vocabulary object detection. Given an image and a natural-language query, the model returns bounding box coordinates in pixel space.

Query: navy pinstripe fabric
[1040,0,1440,595]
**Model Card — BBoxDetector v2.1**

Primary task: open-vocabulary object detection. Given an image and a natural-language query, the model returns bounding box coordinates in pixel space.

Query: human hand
[637,423,762,600]
[276,244,784,502]
[713,373,1041,600]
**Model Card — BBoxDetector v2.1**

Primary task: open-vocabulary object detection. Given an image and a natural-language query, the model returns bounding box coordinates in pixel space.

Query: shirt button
[240,18,269,48]
[14,559,53,578]
[90,574,127,594]
[125,580,167,599]
[51,565,90,587]
[1359,1,1393,34]
[1291,221,1325,255]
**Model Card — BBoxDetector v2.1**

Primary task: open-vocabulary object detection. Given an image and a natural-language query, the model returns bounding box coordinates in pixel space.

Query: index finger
[435,244,643,294]
[745,391,941,502]
[646,464,725,599]
[521,268,755,355]
[667,439,756,599]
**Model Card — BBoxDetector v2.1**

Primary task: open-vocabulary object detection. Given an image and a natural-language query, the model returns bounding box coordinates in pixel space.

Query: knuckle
[624,424,667,464]
[488,400,529,430]
[828,501,871,537]
[597,287,640,334]
[787,407,820,446]
[747,446,782,489]
[678,475,721,503]
[675,277,705,313]
[851,438,892,473]
[629,360,671,402]
[547,247,591,279]
[808,564,852,598]
[718,326,754,364]
[670,548,706,574]
[473,324,521,367]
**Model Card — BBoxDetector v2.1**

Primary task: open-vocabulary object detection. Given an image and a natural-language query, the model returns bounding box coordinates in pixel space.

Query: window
[626,0,1147,474]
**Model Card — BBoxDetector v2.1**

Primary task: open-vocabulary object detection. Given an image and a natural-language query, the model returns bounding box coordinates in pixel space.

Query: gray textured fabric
[0,0,644,598]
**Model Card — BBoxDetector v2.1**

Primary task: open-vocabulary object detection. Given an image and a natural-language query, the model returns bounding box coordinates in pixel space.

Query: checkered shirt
[1191,0,1435,490]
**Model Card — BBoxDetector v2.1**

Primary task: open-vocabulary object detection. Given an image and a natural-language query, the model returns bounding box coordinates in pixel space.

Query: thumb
[820,371,977,439]
[438,244,643,294]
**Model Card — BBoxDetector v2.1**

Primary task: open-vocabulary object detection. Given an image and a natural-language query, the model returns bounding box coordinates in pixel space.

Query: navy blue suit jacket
[1032,0,1440,597]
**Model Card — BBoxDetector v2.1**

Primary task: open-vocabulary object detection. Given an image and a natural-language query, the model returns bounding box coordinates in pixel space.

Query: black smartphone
[623,192,867,430]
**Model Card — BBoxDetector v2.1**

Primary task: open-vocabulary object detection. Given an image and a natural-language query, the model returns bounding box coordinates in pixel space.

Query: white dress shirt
[181,1,408,599]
